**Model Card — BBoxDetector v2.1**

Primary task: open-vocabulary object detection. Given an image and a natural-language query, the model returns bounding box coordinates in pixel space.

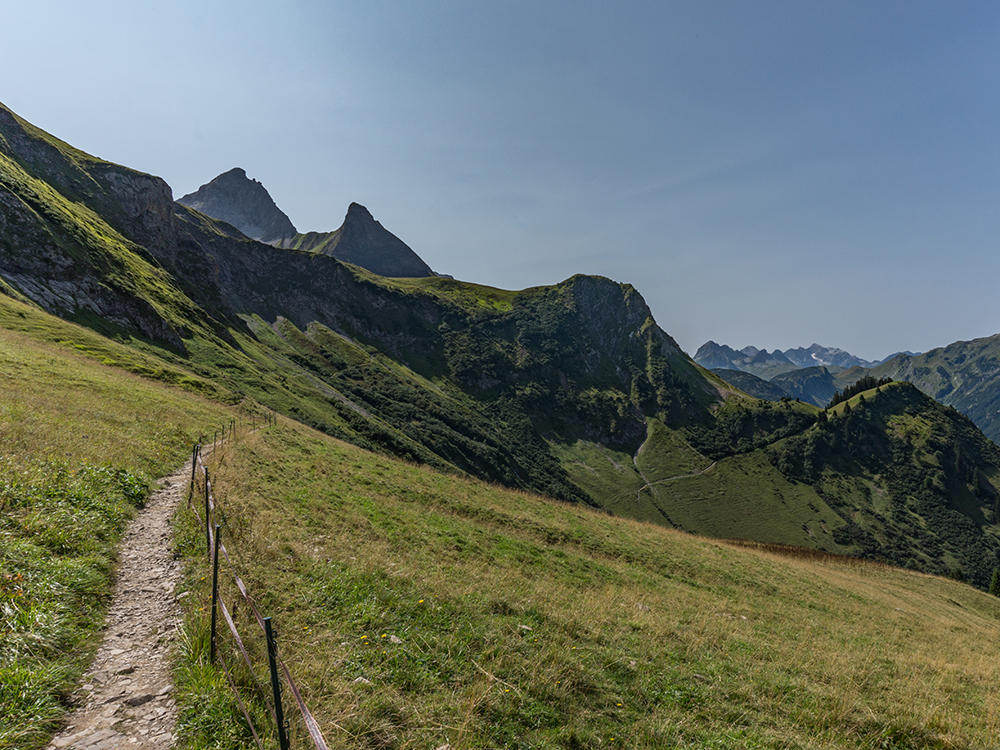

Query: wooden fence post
[265,617,291,750]
[210,523,221,663]
[204,468,211,559]
[189,443,199,500]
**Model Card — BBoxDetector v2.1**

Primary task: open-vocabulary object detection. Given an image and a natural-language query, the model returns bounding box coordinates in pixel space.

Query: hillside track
[45,459,195,750]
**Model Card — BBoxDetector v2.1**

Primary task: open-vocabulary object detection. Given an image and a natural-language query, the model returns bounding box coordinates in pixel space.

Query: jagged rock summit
[178,167,297,243]
[182,168,435,278]
[693,341,798,380]
[278,202,436,278]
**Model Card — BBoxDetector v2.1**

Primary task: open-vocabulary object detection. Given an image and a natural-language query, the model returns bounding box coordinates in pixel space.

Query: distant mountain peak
[183,168,437,278]
[279,202,435,278]
[346,201,373,220]
[782,344,875,370]
[693,341,799,379]
[178,168,297,244]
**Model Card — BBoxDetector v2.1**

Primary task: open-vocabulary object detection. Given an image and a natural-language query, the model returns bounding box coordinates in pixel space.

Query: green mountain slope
[5,291,1000,749]
[874,335,1000,444]
[183,415,1000,749]
[709,368,789,401]
[4,102,1000,589]
[769,381,1000,585]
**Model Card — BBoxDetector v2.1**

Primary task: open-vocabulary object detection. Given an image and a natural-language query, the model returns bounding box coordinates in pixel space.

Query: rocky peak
[320,202,434,278]
[177,168,296,243]
[694,341,742,370]
[782,344,875,369]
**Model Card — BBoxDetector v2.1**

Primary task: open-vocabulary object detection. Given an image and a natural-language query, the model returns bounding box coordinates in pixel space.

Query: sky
[2,1,999,362]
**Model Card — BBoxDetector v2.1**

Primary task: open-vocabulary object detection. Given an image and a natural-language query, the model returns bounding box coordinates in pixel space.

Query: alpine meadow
[4,101,1000,749]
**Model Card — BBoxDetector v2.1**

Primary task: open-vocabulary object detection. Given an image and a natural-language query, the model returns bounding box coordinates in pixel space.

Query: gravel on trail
[45,460,194,750]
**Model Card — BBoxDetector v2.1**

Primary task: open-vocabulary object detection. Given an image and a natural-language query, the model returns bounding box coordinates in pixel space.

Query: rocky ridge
[695,341,879,379]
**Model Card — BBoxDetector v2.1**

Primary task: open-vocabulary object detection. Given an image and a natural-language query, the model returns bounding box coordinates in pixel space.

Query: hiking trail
[45,459,195,750]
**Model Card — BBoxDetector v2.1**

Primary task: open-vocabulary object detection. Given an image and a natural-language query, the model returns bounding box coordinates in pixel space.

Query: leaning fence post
[189,443,199,500]
[210,523,221,663]
[265,617,290,750]
[204,468,211,559]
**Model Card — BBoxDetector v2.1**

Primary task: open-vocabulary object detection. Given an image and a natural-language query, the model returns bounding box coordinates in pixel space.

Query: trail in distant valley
[632,457,718,504]
[45,460,195,750]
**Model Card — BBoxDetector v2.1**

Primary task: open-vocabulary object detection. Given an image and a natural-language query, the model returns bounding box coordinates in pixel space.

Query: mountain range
[4,100,1000,590]
[695,336,1000,452]
[178,168,436,278]
[694,340,901,377]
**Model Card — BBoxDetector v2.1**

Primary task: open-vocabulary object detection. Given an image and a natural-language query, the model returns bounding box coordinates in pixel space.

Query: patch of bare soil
[45,461,194,750]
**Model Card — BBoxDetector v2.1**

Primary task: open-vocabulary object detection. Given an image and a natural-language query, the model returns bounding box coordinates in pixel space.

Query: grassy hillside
[768,381,1000,587]
[7,101,1000,595]
[180,417,1000,749]
[0,296,237,750]
[875,335,1000,444]
[3,272,1000,749]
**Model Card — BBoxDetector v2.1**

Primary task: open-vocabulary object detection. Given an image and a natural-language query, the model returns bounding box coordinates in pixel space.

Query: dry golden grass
[0,324,229,475]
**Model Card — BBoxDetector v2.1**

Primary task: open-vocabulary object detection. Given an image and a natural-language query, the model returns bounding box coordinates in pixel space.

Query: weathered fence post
[210,523,221,663]
[265,617,290,750]
[204,468,211,559]
[189,443,199,500]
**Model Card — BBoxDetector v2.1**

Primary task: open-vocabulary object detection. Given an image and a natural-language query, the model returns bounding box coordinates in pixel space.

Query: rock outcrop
[178,167,296,243]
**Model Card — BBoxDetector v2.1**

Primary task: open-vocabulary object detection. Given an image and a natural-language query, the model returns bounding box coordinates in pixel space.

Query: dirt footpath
[46,461,193,750]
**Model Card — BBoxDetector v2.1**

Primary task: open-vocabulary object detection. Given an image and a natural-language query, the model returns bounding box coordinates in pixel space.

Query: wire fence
[187,414,330,750]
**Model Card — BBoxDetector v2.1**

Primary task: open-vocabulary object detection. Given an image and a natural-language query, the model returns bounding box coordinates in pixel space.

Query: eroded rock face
[177,167,296,243]
[91,165,178,251]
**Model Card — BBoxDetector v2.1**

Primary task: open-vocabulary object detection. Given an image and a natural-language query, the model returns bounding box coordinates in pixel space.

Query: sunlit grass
[0,315,235,750]
[188,420,1000,749]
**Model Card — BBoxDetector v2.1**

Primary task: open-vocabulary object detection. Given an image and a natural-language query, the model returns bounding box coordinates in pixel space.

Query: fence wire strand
[188,415,331,750]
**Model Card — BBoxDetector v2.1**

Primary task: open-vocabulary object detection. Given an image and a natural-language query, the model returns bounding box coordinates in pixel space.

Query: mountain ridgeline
[698,335,1000,451]
[696,340,917,412]
[179,168,435,278]
[872,337,1000,447]
[4,100,1000,587]
[276,202,436,278]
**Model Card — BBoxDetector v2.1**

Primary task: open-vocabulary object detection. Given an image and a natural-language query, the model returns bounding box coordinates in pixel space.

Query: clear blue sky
[2,1,999,361]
